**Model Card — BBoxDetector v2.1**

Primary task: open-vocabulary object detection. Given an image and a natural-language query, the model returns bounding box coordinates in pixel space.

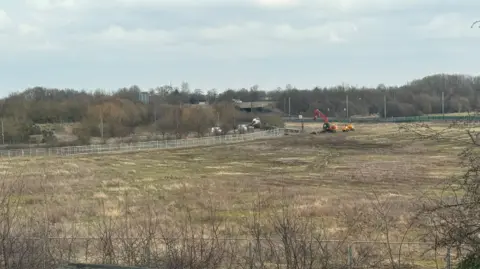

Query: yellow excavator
[314,109,355,133]
[342,123,355,132]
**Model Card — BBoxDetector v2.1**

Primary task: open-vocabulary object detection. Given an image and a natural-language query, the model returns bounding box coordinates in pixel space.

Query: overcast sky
[0,0,479,96]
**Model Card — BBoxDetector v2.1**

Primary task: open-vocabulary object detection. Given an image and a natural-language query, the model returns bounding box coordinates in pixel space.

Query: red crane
[313,109,328,122]
[313,108,338,133]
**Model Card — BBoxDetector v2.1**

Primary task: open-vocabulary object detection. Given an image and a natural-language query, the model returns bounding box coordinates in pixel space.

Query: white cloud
[0,33,62,52]
[25,0,250,10]
[23,0,437,12]
[198,21,359,44]
[18,23,43,36]
[253,0,440,12]
[84,25,176,45]
[8,0,471,56]
[0,9,60,51]
[0,10,12,30]
[270,22,358,43]
[198,22,265,42]
[25,0,87,11]
[65,20,362,61]
[81,20,360,51]
[417,13,480,39]
[255,0,298,8]
[116,0,246,7]
[1,0,479,92]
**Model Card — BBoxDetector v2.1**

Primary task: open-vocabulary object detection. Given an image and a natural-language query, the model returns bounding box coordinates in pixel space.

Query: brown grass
[1,124,463,232]
[0,122,469,268]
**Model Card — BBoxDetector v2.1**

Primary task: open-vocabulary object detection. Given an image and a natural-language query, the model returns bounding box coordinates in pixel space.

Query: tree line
[0,73,478,145]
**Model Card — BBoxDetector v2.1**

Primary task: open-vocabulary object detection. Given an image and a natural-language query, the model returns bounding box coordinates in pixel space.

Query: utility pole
[152,95,157,127]
[288,97,291,118]
[1,119,3,144]
[232,102,236,133]
[175,105,179,131]
[299,114,304,131]
[343,83,349,119]
[442,91,445,118]
[384,95,387,118]
[346,94,349,119]
[100,114,104,140]
[283,98,286,116]
[154,105,157,123]
[443,76,446,118]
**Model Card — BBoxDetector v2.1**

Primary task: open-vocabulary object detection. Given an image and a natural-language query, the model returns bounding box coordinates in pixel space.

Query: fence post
[146,238,151,267]
[446,246,451,269]
[248,241,253,269]
[347,244,353,269]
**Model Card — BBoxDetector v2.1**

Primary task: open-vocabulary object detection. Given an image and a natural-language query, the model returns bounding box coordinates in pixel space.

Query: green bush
[457,252,480,269]
[41,129,58,145]
[1,118,36,143]
[30,124,43,135]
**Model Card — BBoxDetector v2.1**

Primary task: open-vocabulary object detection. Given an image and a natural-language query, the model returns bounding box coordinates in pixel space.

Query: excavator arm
[313,109,328,123]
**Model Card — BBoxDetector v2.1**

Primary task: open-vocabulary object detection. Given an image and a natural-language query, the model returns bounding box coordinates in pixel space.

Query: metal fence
[285,115,480,123]
[60,264,147,269]
[4,237,458,269]
[0,128,290,158]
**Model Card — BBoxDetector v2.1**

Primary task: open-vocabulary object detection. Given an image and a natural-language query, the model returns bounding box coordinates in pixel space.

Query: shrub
[457,253,480,269]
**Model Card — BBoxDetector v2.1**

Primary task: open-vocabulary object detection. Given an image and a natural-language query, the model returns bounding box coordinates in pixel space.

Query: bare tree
[184,106,216,137]
[155,105,177,139]
[213,102,236,135]
[403,122,480,266]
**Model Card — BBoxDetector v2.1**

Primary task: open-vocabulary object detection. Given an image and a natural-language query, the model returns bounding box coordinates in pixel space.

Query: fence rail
[61,264,147,269]
[285,115,480,123]
[0,128,292,158]
[2,237,457,269]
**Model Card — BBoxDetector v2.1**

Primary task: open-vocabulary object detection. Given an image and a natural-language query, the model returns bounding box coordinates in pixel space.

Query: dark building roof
[235,101,275,109]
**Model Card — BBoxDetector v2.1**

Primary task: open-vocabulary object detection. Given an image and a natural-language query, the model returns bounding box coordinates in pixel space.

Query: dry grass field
[0,122,473,268]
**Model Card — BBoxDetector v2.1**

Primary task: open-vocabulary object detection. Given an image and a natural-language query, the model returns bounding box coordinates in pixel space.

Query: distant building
[235,101,276,113]
[138,92,150,104]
